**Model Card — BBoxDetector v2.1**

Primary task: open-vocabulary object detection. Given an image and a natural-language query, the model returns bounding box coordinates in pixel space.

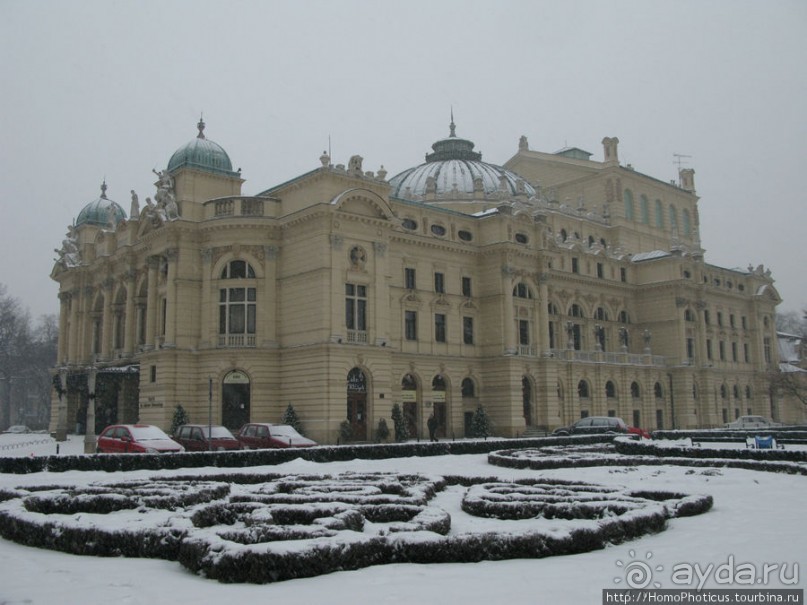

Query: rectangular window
[742,316,748,330]
[706,339,713,360]
[763,337,771,363]
[704,310,710,325]
[404,267,416,290]
[462,276,472,297]
[596,262,604,279]
[548,321,556,349]
[572,323,581,350]
[150,365,157,383]
[434,313,446,342]
[731,342,738,362]
[463,316,474,345]
[219,287,257,341]
[405,310,417,341]
[730,314,736,328]
[744,343,750,363]
[518,319,530,345]
[620,267,627,282]
[719,341,725,361]
[571,257,579,274]
[686,338,695,361]
[434,272,445,294]
[345,283,367,331]
[717,312,723,327]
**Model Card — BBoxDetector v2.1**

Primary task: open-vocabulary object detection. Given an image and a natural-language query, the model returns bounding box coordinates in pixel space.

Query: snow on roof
[472,208,499,218]
[631,250,671,263]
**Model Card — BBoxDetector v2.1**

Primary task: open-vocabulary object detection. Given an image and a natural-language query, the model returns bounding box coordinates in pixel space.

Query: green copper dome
[166,118,239,177]
[75,182,127,227]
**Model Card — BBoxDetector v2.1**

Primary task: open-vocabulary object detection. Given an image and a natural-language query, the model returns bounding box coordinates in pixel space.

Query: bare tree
[0,285,58,429]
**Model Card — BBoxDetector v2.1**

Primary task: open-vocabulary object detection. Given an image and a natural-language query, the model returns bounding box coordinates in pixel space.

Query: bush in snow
[470,405,492,439]
[391,403,409,442]
[375,418,390,442]
[170,404,190,435]
[281,403,304,435]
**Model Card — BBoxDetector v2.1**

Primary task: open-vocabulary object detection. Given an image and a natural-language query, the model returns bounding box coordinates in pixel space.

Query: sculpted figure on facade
[54,225,80,268]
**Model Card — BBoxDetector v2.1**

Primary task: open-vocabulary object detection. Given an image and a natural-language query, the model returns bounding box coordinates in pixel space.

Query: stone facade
[49,121,803,444]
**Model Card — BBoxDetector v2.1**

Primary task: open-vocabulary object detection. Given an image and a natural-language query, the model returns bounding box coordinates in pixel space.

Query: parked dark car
[96,424,184,453]
[552,416,628,436]
[237,423,317,449]
[173,424,241,451]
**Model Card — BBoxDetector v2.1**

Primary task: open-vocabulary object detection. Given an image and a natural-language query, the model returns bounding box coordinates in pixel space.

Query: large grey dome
[389,119,535,201]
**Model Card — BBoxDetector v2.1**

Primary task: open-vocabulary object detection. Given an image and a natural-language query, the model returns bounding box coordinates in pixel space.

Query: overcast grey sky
[1,0,805,319]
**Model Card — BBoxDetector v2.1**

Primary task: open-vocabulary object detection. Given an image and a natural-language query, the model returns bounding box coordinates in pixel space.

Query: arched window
[560,228,568,242]
[578,380,590,399]
[513,283,534,299]
[669,205,678,231]
[654,199,664,228]
[461,378,476,398]
[682,209,692,236]
[654,382,664,399]
[548,303,558,315]
[684,309,695,322]
[605,381,617,399]
[720,384,728,400]
[631,382,641,398]
[588,235,595,248]
[618,310,629,324]
[640,195,649,224]
[595,307,608,321]
[221,259,256,279]
[624,190,635,220]
[570,304,585,318]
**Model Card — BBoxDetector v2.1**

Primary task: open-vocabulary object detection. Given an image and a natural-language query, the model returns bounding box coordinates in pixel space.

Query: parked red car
[237,423,316,449]
[96,424,184,454]
[627,425,652,439]
[173,424,241,452]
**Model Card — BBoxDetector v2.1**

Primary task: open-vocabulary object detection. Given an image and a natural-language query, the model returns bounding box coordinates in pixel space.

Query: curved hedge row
[0,470,710,584]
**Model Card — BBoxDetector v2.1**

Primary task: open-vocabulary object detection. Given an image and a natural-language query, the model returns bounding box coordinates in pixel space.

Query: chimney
[602,137,619,167]
[679,168,696,192]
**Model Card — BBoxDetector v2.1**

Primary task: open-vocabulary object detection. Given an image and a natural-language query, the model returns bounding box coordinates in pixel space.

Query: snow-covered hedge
[489,443,807,475]
[0,434,612,474]
[651,429,807,444]
[0,471,709,584]
[613,437,807,464]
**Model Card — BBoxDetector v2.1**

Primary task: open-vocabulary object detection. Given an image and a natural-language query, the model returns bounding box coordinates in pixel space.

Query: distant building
[49,117,805,442]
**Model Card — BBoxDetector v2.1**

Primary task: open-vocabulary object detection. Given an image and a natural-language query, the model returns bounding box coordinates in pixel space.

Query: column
[263,246,279,346]
[501,266,515,354]
[200,248,214,347]
[145,257,159,349]
[124,269,136,355]
[68,288,80,362]
[100,279,113,360]
[165,249,178,346]
[84,368,97,454]
[58,292,70,363]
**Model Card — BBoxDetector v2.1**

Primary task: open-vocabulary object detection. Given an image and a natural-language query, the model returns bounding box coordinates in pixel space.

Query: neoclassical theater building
[50,117,799,443]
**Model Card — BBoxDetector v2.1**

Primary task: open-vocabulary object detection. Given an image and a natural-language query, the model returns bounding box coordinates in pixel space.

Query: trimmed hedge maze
[0,471,710,584]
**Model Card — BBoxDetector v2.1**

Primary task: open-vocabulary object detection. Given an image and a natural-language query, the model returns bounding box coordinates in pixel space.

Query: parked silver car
[724,415,781,429]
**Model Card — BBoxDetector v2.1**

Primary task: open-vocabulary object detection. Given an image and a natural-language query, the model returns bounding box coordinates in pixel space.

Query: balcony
[550,349,666,367]
[218,334,257,348]
[346,330,368,344]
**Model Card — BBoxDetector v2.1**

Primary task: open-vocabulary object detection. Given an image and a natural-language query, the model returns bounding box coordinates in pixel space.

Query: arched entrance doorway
[431,375,448,438]
[347,367,368,441]
[222,370,250,429]
[522,376,533,426]
[401,373,419,439]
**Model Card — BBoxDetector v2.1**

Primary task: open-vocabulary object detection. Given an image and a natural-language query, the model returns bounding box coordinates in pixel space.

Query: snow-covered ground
[0,433,803,604]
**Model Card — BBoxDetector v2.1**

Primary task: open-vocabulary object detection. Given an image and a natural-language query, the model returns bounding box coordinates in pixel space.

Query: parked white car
[724,415,781,429]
